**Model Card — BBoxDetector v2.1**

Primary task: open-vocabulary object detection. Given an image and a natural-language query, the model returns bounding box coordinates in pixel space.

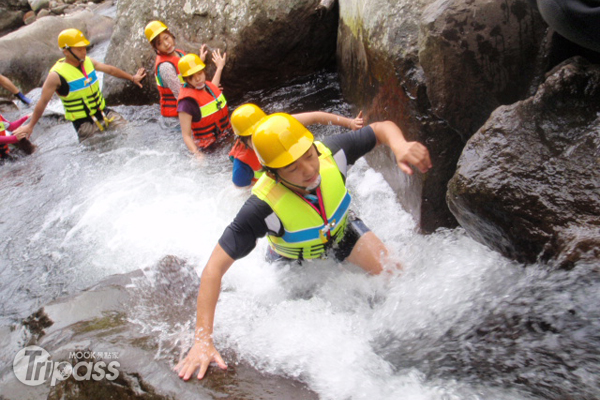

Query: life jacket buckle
[319,219,337,243]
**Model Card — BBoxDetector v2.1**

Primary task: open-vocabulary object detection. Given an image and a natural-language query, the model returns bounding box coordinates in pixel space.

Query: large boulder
[0,9,115,95]
[419,0,547,141]
[336,0,548,233]
[0,256,317,400]
[336,0,462,233]
[102,0,338,105]
[447,57,600,268]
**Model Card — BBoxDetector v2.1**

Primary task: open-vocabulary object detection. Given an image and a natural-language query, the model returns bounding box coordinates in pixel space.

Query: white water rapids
[0,69,598,400]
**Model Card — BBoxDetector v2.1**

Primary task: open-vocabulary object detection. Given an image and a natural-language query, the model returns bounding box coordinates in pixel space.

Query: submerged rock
[0,255,317,400]
[447,57,600,268]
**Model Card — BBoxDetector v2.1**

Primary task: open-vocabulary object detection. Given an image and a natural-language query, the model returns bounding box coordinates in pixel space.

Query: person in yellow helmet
[14,29,147,142]
[173,113,433,381]
[177,51,230,156]
[229,103,365,187]
[144,20,207,119]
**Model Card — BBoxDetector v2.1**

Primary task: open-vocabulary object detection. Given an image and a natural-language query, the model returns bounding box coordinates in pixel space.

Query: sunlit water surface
[0,71,598,400]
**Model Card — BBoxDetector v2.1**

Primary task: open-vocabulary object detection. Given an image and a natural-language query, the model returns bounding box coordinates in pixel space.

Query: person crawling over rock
[174,111,432,380]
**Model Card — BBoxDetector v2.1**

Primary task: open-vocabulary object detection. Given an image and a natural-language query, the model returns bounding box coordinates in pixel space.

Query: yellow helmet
[58,29,90,49]
[252,113,314,169]
[178,54,205,77]
[145,20,168,43]
[231,104,267,137]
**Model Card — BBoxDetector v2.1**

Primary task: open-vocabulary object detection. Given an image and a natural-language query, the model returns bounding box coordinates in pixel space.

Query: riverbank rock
[0,255,317,400]
[0,8,115,95]
[419,0,547,141]
[102,0,338,106]
[447,57,600,268]
[336,0,548,233]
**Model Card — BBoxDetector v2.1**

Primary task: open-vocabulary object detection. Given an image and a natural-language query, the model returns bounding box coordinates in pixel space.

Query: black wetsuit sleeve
[322,126,377,166]
[218,195,274,260]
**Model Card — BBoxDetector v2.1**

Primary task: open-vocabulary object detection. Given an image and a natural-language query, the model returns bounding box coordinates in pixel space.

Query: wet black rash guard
[218,126,378,260]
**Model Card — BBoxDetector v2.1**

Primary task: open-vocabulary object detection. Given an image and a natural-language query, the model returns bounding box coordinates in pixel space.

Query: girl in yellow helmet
[177,51,231,157]
[144,21,208,119]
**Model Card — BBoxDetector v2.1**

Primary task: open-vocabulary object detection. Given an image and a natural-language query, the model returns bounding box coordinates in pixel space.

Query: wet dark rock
[336,0,463,232]
[102,0,338,106]
[447,57,600,268]
[376,265,600,400]
[0,255,317,400]
[419,0,547,141]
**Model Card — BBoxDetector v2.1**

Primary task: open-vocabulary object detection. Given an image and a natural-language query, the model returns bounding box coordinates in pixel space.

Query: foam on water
[1,72,598,399]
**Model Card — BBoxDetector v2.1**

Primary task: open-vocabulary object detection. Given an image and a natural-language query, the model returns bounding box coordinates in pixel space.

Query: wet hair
[240,135,252,147]
[151,30,176,51]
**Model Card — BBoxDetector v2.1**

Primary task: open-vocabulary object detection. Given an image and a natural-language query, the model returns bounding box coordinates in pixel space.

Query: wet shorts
[265,211,371,263]
[74,109,127,141]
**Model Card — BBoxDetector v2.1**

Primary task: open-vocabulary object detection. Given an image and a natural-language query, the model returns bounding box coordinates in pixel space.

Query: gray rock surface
[0,256,317,400]
[0,9,115,94]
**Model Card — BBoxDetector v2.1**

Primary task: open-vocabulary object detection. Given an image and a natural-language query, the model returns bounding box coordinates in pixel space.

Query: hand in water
[174,338,227,380]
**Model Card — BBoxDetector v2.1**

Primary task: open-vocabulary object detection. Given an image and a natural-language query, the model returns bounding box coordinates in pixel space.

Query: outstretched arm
[370,120,432,175]
[13,72,61,139]
[293,110,364,130]
[92,58,146,88]
[174,244,233,380]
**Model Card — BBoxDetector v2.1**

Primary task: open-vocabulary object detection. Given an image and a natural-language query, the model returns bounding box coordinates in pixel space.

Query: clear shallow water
[0,72,598,400]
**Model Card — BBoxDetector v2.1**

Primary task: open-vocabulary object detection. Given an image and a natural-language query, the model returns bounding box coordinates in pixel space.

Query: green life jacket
[50,56,106,121]
[252,141,351,260]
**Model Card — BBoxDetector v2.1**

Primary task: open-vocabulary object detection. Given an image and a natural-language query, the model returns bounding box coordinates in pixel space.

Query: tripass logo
[13,345,120,387]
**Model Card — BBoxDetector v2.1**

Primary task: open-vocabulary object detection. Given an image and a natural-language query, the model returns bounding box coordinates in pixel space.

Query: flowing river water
[0,49,598,399]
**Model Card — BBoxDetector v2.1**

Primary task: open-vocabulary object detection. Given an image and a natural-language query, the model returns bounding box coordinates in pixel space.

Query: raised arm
[13,72,61,139]
[370,120,432,175]
[209,49,226,88]
[91,58,146,88]
[174,244,233,380]
[292,110,363,130]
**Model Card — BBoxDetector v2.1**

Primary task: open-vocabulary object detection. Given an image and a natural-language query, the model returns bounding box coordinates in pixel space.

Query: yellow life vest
[252,141,351,259]
[50,56,106,121]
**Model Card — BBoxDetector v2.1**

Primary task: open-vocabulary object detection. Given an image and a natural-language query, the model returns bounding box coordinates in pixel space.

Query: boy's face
[276,145,321,191]
[64,46,87,62]
[154,32,175,55]
[186,70,206,90]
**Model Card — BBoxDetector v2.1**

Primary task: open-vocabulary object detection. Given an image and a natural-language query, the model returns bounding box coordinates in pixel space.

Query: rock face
[102,0,338,105]
[447,57,600,268]
[0,0,29,36]
[419,0,547,141]
[0,9,115,94]
[0,256,317,400]
[336,0,548,233]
